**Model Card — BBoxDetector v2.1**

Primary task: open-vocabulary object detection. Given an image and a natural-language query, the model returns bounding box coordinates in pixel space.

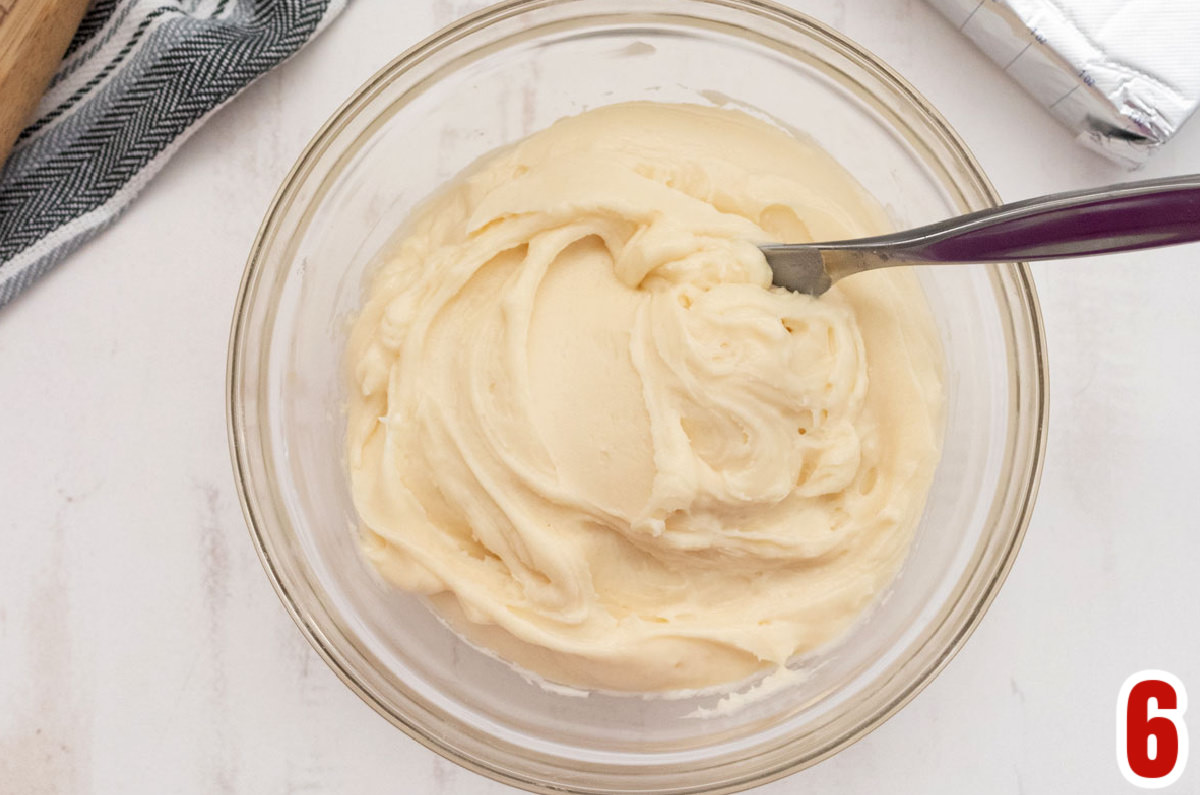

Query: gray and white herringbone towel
[0,0,346,308]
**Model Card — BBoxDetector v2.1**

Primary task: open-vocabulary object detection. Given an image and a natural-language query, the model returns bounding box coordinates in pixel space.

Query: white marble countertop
[3,1,1199,792]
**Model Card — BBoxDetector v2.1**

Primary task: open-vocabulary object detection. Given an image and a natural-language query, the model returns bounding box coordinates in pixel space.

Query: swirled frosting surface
[347,103,943,691]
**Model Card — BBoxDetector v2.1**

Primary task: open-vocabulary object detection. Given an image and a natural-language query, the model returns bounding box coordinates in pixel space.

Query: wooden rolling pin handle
[0,0,92,170]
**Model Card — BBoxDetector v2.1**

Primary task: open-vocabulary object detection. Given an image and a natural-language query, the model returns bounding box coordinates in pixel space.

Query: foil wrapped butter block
[927,0,1200,167]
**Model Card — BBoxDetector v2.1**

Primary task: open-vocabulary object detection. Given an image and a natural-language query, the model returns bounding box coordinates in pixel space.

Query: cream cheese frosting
[346,102,944,692]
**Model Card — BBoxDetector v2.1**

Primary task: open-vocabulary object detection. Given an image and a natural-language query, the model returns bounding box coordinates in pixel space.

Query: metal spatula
[761,174,1200,296]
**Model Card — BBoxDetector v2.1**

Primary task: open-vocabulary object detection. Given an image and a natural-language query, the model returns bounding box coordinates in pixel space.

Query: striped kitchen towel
[0,0,346,308]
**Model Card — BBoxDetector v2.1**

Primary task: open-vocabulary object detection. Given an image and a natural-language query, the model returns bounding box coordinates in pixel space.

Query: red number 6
[1118,670,1189,788]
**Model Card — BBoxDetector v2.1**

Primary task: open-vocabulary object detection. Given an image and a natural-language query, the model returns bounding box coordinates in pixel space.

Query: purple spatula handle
[830,174,1200,264]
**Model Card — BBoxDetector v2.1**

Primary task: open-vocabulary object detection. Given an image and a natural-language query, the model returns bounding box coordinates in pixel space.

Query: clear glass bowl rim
[226,1,1050,792]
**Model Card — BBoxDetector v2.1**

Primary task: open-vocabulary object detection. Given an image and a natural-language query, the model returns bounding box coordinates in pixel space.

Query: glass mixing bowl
[227,1,1048,792]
